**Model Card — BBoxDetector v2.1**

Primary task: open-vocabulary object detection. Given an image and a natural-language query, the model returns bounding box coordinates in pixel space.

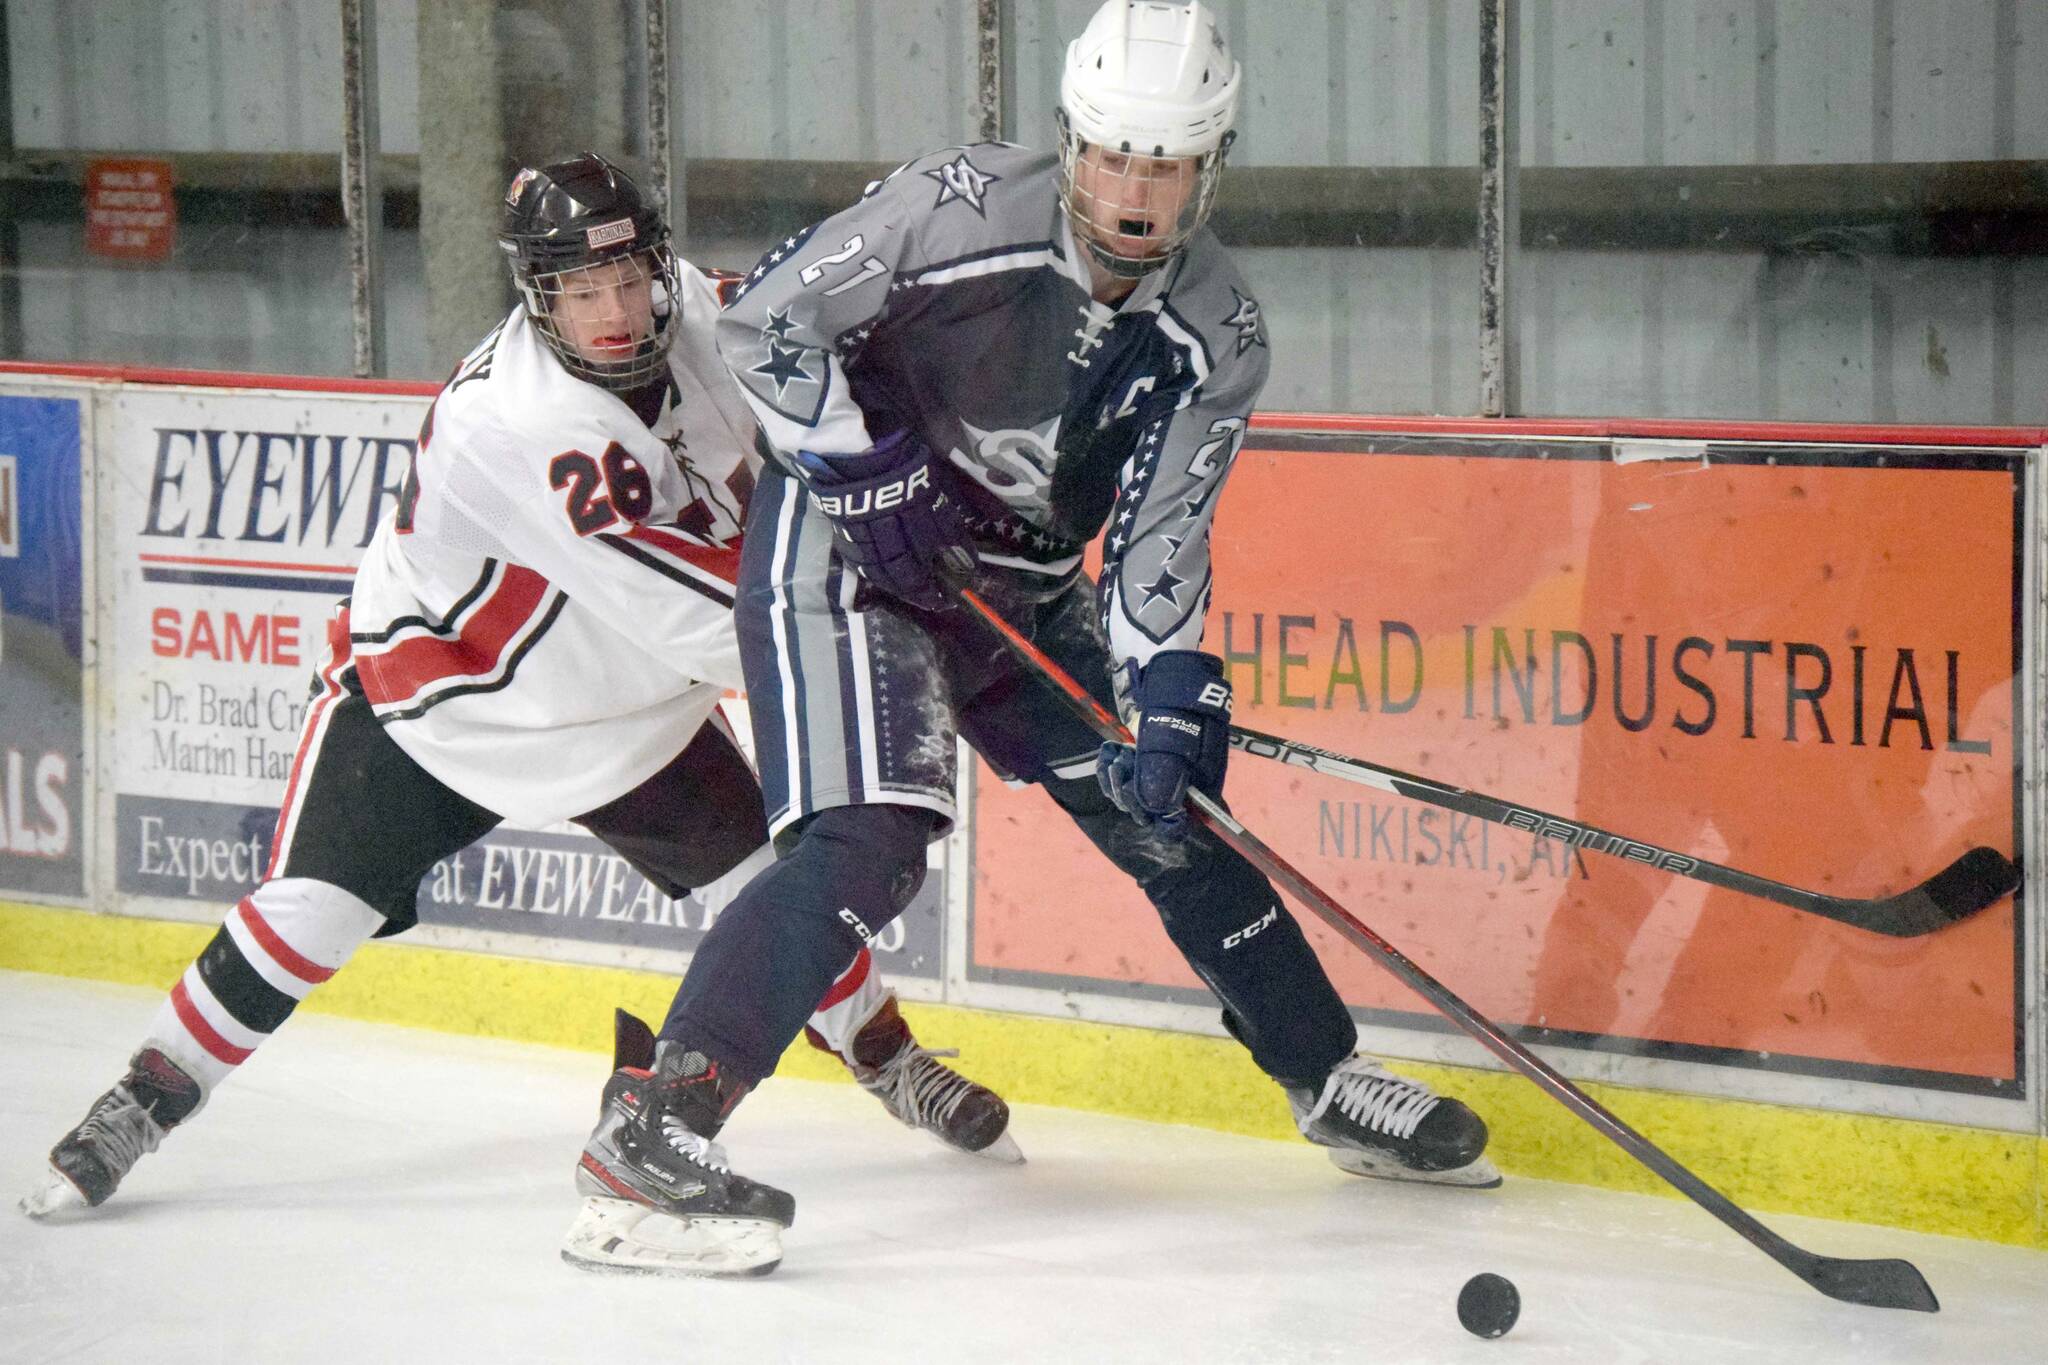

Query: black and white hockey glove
[1097,651,1232,837]
[793,430,976,610]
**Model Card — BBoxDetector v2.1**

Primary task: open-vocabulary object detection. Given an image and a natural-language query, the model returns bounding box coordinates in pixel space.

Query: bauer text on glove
[792,430,976,609]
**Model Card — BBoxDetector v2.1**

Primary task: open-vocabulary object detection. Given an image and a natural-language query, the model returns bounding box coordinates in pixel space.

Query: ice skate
[563,1011,794,1278]
[1289,1054,1501,1189]
[21,1048,204,1218]
[821,997,1022,1163]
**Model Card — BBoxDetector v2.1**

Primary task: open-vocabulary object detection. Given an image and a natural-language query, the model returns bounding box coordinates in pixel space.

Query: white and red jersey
[348,265,761,826]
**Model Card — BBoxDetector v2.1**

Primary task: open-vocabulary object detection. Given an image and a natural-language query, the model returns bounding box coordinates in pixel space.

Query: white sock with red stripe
[802,948,890,1057]
[144,878,386,1092]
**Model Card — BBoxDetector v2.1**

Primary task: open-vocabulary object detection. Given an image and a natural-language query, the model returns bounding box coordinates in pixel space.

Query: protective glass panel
[405,0,652,379]
[1511,1,2048,423]
[2,1,413,377]
[670,1,983,275]
[1012,0,1482,416]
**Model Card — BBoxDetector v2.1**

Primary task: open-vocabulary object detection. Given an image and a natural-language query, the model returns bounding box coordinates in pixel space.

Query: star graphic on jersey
[1224,288,1266,355]
[750,340,813,399]
[923,152,1002,217]
[762,307,798,341]
[1140,563,1189,609]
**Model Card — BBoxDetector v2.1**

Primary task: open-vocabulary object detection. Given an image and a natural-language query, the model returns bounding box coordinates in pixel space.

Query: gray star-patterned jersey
[715,141,1268,669]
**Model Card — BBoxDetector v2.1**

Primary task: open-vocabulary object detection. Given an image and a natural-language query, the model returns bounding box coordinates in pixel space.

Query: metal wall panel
[8,0,421,155]
[5,1,2041,416]
[676,0,976,161]
[10,1,2040,166]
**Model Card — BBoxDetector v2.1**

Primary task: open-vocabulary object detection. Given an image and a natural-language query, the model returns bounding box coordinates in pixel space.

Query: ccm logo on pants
[1223,905,1278,950]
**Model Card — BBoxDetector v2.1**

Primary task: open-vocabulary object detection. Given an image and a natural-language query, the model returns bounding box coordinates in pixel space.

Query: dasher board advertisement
[0,394,87,898]
[970,428,2026,1097]
[106,385,419,904]
[99,382,945,974]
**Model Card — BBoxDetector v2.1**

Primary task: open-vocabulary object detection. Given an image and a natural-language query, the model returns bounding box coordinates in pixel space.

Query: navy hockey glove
[793,430,977,610]
[1097,651,1232,836]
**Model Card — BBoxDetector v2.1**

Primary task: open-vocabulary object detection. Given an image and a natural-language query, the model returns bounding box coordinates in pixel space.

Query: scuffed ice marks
[1099,806,1195,874]
[869,617,957,793]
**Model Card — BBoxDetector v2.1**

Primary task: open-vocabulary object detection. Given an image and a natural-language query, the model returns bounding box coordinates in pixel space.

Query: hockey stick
[948,585,1938,1312]
[1227,726,2018,939]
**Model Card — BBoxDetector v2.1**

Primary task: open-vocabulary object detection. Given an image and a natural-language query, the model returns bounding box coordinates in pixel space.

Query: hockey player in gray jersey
[644,0,1499,1244]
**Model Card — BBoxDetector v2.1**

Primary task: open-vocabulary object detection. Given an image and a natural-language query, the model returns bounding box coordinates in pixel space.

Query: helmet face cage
[500,153,680,392]
[1056,109,1228,280]
[512,236,682,392]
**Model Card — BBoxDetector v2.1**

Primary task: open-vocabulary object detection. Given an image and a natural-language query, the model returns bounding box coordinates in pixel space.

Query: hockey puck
[1456,1272,1520,1339]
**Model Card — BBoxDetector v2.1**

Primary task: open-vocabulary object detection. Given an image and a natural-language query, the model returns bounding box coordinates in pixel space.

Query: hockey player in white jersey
[22,154,1015,1276]
[624,0,1499,1242]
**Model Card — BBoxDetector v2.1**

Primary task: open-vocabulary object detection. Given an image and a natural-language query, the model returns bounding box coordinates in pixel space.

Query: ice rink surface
[3,971,2040,1365]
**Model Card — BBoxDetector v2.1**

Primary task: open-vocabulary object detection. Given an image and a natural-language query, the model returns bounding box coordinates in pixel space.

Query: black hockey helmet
[498,152,682,391]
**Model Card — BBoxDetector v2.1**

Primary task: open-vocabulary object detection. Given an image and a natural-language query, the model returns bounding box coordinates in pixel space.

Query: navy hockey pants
[660,467,1358,1088]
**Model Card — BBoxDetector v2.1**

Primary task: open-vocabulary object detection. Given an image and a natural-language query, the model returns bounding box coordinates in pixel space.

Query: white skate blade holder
[561,1197,785,1278]
[18,1166,89,1220]
[1327,1147,1504,1189]
[954,1128,1025,1165]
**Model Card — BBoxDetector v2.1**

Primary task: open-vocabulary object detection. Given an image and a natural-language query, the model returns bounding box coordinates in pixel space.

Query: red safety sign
[84,159,177,262]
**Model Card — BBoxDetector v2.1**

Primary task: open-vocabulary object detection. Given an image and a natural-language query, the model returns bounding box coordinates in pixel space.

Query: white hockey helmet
[1057,0,1241,278]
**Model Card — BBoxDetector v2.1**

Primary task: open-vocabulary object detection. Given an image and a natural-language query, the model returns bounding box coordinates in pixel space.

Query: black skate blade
[1799,1253,1939,1313]
[612,1009,656,1071]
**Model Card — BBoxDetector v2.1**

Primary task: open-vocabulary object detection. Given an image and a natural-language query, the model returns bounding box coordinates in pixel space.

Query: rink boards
[1,363,2042,1247]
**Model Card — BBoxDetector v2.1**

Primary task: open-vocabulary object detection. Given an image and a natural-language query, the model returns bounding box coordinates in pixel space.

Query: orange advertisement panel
[970,431,2024,1093]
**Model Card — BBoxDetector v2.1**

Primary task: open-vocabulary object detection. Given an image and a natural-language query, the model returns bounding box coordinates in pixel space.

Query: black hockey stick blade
[1791,1251,1940,1313]
[1855,845,2022,937]
[1228,725,2019,938]
[947,584,1939,1312]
